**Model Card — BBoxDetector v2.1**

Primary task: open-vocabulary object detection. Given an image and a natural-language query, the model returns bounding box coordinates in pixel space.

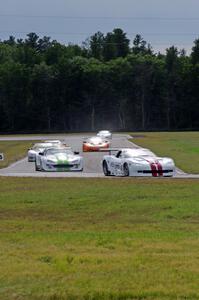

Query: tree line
[0,29,198,132]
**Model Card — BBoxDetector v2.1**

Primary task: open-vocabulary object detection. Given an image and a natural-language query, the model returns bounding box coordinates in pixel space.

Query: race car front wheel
[103,161,110,176]
[35,162,40,171]
[123,163,129,176]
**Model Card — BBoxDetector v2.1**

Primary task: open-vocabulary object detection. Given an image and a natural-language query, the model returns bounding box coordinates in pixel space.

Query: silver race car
[28,143,54,162]
[102,148,175,177]
[35,147,83,171]
[97,130,112,139]
[43,140,62,145]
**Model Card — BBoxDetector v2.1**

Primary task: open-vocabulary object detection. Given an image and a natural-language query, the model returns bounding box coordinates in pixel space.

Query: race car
[97,130,112,139]
[102,148,175,177]
[35,147,83,172]
[83,136,110,152]
[28,143,54,162]
[43,140,63,145]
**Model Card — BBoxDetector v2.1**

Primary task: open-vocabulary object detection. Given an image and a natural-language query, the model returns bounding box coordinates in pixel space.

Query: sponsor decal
[0,153,4,161]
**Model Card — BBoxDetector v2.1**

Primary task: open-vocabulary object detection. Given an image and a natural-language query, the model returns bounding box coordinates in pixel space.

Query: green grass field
[130,132,199,174]
[0,140,38,168]
[0,177,199,300]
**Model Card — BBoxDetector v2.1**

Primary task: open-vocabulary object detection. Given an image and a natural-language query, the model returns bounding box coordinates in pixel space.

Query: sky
[0,0,199,53]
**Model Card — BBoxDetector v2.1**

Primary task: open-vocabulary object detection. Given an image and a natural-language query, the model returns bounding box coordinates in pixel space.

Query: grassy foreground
[130,132,199,174]
[0,177,199,299]
[0,141,38,168]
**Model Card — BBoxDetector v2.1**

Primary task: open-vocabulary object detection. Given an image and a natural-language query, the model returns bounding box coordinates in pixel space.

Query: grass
[0,140,38,168]
[130,132,199,174]
[0,177,199,299]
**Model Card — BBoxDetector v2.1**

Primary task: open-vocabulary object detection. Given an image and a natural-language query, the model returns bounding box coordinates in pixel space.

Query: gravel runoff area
[0,134,198,178]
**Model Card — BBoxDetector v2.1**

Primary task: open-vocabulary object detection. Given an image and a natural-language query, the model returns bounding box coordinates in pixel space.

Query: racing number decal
[0,153,4,161]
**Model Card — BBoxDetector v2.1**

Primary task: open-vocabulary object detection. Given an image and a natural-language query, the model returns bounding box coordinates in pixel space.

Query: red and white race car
[102,148,175,177]
[83,136,110,152]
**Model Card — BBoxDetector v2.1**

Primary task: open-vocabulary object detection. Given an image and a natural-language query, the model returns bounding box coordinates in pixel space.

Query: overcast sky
[0,0,199,53]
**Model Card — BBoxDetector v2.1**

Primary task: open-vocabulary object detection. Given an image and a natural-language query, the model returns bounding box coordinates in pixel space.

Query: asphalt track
[0,134,198,178]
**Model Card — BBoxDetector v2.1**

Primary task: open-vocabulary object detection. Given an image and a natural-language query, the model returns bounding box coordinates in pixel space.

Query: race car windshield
[124,149,156,158]
[44,140,61,144]
[89,137,103,143]
[32,144,52,150]
[46,149,73,155]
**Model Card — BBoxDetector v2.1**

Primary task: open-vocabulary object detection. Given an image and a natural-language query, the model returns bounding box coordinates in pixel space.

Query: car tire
[35,162,40,171]
[103,160,110,176]
[123,163,129,176]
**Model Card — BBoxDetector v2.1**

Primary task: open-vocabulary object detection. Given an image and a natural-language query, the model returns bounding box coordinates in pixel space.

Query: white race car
[97,130,112,139]
[35,147,83,172]
[102,148,175,177]
[43,140,63,145]
[28,143,54,162]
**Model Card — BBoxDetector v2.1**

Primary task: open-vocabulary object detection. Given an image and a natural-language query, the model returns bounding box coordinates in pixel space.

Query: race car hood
[86,138,109,145]
[127,155,174,165]
[46,153,81,164]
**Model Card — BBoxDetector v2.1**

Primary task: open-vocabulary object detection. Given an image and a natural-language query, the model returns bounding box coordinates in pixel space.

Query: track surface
[0,134,198,178]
